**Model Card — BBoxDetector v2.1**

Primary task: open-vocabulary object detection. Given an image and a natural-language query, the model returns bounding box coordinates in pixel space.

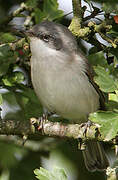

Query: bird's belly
[31,59,99,123]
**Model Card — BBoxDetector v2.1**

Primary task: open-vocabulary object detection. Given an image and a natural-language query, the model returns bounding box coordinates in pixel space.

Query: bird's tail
[82,141,109,171]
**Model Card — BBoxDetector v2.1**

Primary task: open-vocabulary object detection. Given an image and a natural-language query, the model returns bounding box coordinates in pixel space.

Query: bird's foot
[37,113,48,133]
[30,114,47,134]
[80,120,92,137]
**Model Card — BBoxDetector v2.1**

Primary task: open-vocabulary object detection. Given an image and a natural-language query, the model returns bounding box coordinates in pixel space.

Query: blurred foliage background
[0,0,118,179]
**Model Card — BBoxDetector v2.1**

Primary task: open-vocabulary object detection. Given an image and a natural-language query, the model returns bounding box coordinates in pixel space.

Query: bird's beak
[19,29,34,37]
[25,29,33,36]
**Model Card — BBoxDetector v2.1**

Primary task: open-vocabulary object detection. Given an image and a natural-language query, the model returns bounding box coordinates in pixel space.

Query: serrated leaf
[34,167,68,180]
[89,111,118,141]
[26,0,39,8]
[0,44,15,76]
[34,168,55,180]
[88,51,108,67]
[34,8,46,24]
[34,0,64,23]
[43,0,64,20]
[53,167,67,180]
[94,65,117,92]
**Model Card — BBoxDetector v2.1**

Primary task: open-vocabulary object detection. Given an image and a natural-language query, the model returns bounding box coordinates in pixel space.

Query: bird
[27,20,109,171]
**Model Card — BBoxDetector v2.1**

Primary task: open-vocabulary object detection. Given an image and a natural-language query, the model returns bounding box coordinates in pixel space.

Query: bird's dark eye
[36,33,50,42]
[38,33,55,43]
[42,35,50,42]
[37,32,56,44]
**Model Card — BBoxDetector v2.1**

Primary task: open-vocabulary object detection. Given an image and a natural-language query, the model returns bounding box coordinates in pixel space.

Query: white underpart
[30,38,99,123]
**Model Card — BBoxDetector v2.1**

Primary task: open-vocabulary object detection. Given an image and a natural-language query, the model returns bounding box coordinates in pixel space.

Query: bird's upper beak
[18,29,34,37]
[24,29,34,37]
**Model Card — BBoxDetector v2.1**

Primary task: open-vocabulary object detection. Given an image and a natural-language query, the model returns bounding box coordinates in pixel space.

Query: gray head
[27,20,78,53]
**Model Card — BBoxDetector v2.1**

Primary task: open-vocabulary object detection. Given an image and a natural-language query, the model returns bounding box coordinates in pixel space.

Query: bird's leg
[37,113,48,132]
[37,110,56,133]
[80,120,92,137]
[78,121,93,150]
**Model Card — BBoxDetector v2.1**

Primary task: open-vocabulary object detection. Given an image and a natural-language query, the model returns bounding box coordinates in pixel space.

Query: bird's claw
[80,120,92,137]
[38,114,47,133]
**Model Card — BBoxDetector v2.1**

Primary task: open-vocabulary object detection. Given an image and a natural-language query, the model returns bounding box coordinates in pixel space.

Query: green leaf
[26,0,39,8]
[86,0,118,13]
[34,167,68,180]
[0,141,27,168]
[0,33,16,43]
[107,30,118,38]
[0,169,9,180]
[2,72,25,86]
[109,47,118,67]
[106,92,118,111]
[14,85,43,119]
[2,78,13,86]
[0,94,2,105]
[34,168,55,180]
[53,167,67,180]
[12,71,25,84]
[89,111,118,141]
[94,65,117,92]
[88,51,108,67]
[0,44,16,76]
[43,0,64,20]
[102,2,118,14]
[34,0,64,23]
[34,8,46,24]
[109,93,118,102]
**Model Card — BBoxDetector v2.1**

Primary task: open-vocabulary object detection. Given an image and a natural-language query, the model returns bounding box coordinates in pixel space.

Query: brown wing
[86,69,106,110]
[78,49,106,110]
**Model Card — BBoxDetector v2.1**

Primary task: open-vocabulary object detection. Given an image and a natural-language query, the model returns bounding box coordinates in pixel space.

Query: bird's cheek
[54,39,62,50]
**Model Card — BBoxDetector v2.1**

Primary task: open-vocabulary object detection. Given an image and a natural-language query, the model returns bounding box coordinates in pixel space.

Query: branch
[0,117,104,142]
[72,0,82,19]
[69,0,83,35]
[0,3,31,29]
[68,0,117,49]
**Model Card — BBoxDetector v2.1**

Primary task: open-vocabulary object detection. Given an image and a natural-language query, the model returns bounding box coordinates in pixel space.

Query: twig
[83,10,103,22]
[69,0,83,34]
[0,3,30,28]
[72,0,82,19]
[88,21,117,48]
[68,0,117,49]
[0,117,103,142]
[99,32,117,48]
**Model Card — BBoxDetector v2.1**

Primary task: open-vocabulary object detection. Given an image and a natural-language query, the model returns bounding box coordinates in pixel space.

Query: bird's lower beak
[23,29,34,37]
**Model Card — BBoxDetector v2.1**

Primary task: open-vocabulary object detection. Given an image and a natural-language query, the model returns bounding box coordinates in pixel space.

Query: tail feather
[82,141,109,171]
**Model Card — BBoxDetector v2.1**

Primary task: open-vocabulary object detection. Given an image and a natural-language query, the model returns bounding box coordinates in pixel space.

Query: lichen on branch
[0,117,104,142]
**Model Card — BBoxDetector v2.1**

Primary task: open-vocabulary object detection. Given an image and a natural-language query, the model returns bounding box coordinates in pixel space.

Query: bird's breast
[31,54,99,123]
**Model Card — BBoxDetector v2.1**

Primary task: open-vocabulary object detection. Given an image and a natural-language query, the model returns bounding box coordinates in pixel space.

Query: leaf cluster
[34,167,67,180]
[0,0,118,179]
